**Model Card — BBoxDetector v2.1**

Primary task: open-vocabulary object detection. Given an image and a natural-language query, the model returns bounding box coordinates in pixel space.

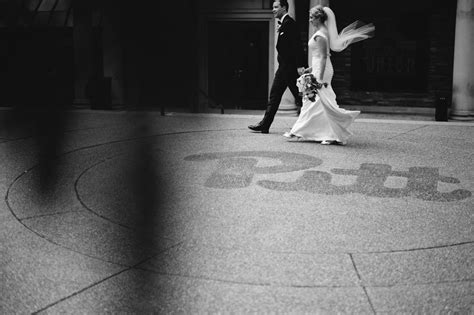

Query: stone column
[72,0,94,107]
[276,0,298,116]
[450,0,474,120]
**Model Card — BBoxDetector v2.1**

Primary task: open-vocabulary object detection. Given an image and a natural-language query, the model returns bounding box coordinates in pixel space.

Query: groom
[248,0,306,134]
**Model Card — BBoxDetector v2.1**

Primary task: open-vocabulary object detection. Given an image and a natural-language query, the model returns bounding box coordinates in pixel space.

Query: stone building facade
[1,0,472,119]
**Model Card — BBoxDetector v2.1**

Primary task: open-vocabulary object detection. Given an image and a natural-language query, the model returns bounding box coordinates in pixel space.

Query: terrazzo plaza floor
[1,110,473,313]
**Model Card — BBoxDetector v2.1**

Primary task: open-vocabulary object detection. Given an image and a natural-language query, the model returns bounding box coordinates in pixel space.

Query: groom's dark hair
[278,0,289,11]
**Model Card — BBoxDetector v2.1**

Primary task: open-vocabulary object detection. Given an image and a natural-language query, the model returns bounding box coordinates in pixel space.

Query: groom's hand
[297,67,305,75]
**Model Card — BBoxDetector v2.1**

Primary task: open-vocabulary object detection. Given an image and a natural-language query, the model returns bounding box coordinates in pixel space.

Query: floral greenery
[296,73,328,102]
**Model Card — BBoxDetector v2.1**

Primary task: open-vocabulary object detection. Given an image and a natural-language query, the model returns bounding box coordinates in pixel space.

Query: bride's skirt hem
[286,134,350,143]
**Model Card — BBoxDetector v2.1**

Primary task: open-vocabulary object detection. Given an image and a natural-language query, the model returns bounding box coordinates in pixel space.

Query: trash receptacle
[435,95,448,121]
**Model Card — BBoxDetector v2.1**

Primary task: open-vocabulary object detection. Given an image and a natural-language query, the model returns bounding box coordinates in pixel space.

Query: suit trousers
[262,64,301,127]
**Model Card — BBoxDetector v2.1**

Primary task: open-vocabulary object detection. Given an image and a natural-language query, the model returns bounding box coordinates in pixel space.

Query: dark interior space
[332,0,457,93]
[119,0,199,109]
[1,28,74,107]
[208,21,269,110]
[0,0,200,109]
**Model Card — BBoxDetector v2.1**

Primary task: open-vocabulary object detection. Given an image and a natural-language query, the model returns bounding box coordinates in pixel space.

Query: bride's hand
[303,68,312,74]
[297,67,305,75]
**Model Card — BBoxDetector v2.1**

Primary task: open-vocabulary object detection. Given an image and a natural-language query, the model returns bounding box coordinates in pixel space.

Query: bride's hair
[310,5,327,23]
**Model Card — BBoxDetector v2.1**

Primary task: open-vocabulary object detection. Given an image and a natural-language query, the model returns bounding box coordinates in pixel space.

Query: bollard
[435,96,448,121]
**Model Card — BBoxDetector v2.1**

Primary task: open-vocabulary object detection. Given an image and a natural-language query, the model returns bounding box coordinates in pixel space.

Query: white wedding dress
[287,30,360,144]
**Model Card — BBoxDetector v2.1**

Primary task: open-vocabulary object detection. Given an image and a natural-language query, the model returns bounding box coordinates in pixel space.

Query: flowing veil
[323,7,375,52]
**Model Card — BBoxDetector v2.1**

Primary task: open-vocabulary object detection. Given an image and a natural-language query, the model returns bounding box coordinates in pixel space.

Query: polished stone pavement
[0,109,473,314]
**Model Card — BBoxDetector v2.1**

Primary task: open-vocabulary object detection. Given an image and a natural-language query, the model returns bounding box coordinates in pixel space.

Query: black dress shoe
[248,124,269,134]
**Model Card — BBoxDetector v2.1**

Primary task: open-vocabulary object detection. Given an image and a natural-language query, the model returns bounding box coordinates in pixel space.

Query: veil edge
[323,6,375,52]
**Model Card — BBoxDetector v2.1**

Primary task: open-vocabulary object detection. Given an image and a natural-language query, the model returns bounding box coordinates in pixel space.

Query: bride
[284,5,374,145]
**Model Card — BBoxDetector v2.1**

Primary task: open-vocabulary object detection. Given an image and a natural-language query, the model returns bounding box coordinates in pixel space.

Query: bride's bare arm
[316,36,328,82]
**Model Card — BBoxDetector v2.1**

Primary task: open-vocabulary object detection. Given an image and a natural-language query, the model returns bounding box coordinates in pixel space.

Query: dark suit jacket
[276,15,306,68]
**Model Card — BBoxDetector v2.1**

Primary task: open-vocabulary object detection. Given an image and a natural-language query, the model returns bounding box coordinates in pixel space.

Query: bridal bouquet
[296,73,328,102]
